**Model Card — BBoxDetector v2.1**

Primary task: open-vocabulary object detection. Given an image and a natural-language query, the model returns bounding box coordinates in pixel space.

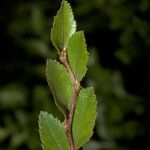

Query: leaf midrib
[45,118,63,150]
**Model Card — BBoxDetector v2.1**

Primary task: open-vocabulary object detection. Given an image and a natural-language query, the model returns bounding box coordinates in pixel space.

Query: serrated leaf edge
[51,0,76,50]
[39,111,69,150]
[39,111,62,150]
[45,59,72,115]
[68,31,89,81]
[74,87,97,149]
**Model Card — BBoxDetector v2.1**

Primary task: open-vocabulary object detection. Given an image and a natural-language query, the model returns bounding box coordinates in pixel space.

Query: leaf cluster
[39,1,97,150]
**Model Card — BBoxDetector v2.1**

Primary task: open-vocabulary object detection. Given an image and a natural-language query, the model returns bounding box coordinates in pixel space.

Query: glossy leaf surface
[51,0,76,50]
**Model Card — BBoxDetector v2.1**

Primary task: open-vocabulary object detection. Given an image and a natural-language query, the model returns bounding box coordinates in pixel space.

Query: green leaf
[67,31,89,81]
[51,0,76,50]
[46,60,73,115]
[39,111,70,150]
[73,87,97,149]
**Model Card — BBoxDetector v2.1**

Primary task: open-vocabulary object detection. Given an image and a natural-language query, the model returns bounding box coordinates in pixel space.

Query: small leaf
[46,60,73,115]
[73,87,97,149]
[51,0,76,50]
[67,31,89,81]
[39,111,70,150]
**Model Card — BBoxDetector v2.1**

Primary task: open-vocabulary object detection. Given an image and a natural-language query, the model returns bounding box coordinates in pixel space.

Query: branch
[59,48,81,150]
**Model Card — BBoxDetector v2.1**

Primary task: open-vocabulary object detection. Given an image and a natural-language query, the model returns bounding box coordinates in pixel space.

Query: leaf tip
[50,0,76,50]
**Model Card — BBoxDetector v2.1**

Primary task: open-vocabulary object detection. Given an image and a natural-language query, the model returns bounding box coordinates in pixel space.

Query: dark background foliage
[0,0,150,149]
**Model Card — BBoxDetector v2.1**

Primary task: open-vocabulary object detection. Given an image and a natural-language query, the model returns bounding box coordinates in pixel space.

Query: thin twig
[59,48,80,150]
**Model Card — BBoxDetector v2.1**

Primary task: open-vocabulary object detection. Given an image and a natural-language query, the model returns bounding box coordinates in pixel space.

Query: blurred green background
[0,0,150,149]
